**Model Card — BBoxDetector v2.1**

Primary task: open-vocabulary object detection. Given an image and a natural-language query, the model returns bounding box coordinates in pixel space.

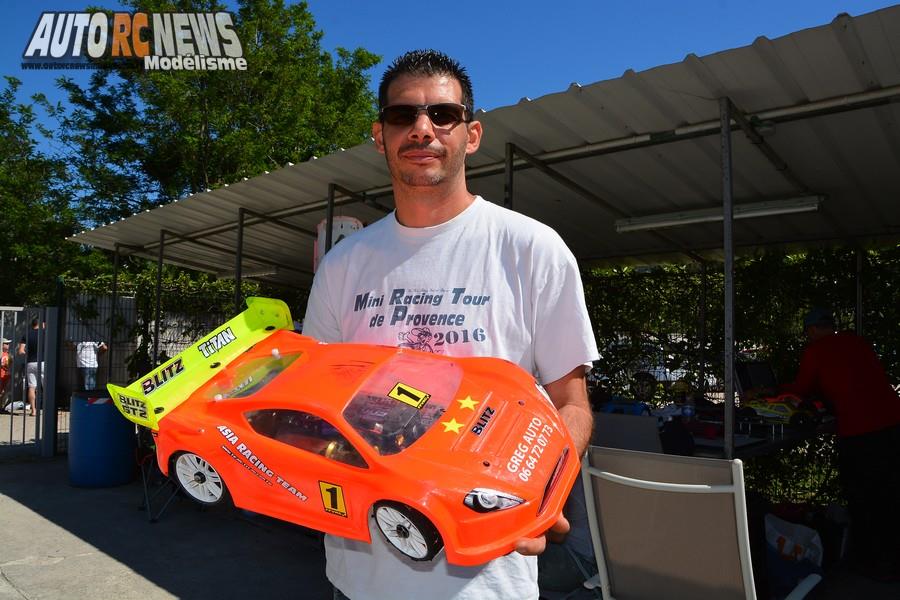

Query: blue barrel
[69,390,136,487]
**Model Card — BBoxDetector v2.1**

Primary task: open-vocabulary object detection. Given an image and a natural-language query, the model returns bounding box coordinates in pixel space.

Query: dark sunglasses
[379,103,472,128]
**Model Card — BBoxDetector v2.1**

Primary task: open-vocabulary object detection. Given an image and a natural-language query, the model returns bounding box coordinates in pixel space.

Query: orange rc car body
[108,297,579,566]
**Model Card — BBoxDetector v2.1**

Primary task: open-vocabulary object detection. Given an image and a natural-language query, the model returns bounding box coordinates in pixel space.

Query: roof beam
[159,229,311,276]
[467,84,900,179]
[508,143,705,263]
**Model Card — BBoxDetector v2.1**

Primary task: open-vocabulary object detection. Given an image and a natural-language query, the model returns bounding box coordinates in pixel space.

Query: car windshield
[205,351,302,399]
[343,354,461,456]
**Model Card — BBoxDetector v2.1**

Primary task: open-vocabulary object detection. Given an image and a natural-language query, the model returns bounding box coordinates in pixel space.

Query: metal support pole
[9,310,18,442]
[108,243,120,379]
[153,231,165,366]
[40,307,59,457]
[234,208,245,313]
[504,143,515,209]
[698,262,708,398]
[855,248,864,336]
[720,98,736,460]
[325,184,336,252]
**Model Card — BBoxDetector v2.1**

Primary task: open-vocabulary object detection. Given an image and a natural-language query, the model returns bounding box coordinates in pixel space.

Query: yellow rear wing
[107,297,293,430]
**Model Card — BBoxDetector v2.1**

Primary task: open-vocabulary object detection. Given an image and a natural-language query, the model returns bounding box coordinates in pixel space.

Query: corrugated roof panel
[68,6,900,286]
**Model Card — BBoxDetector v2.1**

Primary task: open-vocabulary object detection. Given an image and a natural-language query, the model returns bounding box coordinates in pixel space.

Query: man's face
[372,74,481,189]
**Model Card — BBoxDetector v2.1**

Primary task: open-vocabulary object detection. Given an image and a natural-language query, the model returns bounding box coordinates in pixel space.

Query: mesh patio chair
[580,446,821,600]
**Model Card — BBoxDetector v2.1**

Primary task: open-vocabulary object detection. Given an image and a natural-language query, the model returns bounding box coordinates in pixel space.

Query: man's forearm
[559,401,593,455]
[544,366,594,455]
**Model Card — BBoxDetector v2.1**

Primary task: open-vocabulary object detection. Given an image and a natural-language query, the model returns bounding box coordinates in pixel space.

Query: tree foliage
[0,77,96,304]
[47,0,380,226]
[584,244,900,401]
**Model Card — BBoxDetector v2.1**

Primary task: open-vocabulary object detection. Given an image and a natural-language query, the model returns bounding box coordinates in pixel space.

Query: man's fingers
[515,535,547,556]
[514,515,570,555]
[547,514,570,543]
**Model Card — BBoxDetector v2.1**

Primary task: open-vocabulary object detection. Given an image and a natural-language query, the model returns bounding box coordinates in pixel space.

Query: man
[303,50,598,600]
[783,308,900,580]
[74,340,107,390]
[17,318,44,416]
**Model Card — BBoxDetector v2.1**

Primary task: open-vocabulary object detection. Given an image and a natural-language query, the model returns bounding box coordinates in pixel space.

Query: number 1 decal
[388,382,431,409]
[319,481,348,517]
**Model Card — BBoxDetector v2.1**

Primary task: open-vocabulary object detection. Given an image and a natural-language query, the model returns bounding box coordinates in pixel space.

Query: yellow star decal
[442,418,464,434]
[457,396,479,410]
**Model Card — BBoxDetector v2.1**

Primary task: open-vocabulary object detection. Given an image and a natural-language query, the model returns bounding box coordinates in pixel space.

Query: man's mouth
[402,153,439,164]
[399,145,444,163]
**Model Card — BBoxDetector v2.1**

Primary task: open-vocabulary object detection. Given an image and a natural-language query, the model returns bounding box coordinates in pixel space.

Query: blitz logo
[198,327,236,358]
[118,394,148,419]
[471,406,496,436]
[141,358,185,395]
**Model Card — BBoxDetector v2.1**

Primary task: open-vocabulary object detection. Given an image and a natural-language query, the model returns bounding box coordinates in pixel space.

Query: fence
[1,306,58,458]
[1,292,227,457]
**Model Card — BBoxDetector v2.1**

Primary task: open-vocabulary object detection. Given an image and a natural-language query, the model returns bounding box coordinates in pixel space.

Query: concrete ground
[1,452,897,600]
[0,408,70,452]
[0,411,41,448]
[0,457,332,600]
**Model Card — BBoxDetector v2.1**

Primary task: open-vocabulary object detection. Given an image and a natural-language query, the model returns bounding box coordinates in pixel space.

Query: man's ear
[372,121,385,154]
[465,120,483,156]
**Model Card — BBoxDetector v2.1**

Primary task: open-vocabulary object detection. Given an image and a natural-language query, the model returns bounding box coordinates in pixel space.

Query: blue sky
[3,1,896,126]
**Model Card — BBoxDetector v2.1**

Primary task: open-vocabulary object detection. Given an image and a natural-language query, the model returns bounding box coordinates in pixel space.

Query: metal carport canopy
[69,6,900,288]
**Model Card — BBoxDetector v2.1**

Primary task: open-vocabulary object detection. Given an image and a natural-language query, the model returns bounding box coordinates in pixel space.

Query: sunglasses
[379,103,472,128]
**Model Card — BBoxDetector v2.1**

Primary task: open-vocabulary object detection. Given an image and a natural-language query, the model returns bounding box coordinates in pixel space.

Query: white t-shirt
[75,342,103,368]
[303,196,599,600]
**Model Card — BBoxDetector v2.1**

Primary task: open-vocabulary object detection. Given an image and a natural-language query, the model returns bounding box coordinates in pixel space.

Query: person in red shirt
[784,308,900,580]
[0,338,10,411]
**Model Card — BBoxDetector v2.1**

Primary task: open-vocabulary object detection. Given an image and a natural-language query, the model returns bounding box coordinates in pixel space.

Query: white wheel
[374,502,442,561]
[173,452,228,505]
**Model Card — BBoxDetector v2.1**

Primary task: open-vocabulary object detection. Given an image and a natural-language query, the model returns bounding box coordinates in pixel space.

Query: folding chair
[580,446,821,600]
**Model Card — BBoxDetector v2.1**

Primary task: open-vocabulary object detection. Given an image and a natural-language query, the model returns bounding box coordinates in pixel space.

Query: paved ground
[0,408,71,449]
[1,454,897,600]
[0,457,332,600]
[0,412,41,449]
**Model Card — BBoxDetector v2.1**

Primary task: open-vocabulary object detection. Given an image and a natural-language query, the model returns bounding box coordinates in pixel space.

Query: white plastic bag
[765,513,824,566]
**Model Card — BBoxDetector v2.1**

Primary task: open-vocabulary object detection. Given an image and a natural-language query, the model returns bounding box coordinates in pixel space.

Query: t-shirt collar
[390,196,484,239]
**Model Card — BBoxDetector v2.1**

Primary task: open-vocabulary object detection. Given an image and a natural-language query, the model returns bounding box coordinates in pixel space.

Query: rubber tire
[373,501,443,561]
[171,451,231,507]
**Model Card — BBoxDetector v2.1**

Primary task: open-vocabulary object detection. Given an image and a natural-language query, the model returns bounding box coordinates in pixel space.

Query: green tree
[49,0,380,226]
[0,77,89,305]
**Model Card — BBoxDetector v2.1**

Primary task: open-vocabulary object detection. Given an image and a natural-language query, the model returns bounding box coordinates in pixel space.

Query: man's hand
[514,514,570,556]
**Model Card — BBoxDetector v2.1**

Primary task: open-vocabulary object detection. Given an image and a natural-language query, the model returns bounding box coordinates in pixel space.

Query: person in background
[75,340,107,391]
[783,308,900,581]
[17,318,44,416]
[303,49,598,600]
[0,338,11,411]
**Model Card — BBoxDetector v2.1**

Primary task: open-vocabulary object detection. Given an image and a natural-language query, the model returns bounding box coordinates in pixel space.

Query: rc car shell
[108,298,579,566]
[741,393,818,426]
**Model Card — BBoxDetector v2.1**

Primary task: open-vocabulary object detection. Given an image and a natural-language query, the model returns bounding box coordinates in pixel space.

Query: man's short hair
[803,307,834,330]
[378,49,474,112]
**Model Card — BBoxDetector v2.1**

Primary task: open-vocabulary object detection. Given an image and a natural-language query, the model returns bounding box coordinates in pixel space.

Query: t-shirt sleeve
[531,244,599,385]
[302,264,343,343]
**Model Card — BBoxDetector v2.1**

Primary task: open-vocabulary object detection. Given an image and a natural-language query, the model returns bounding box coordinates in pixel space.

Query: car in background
[739,393,819,428]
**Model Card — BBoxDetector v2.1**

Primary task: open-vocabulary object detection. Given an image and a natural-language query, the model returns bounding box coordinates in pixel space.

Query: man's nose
[407,112,435,141]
